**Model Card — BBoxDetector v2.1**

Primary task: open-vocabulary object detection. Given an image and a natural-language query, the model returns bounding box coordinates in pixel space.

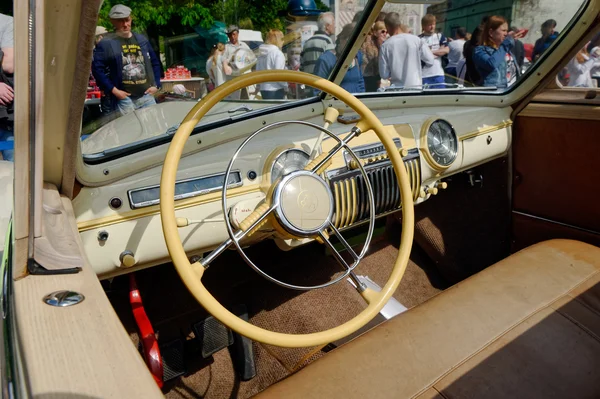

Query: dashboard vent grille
[329,156,420,229]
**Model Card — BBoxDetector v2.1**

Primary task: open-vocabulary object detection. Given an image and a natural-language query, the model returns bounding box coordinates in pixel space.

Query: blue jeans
[444,67,459,84]
[422,75,445,89]
[117,94,156,116]
[0,127,14,162]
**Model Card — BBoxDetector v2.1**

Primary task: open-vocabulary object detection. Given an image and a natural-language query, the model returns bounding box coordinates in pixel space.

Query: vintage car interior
[2,0,600,397]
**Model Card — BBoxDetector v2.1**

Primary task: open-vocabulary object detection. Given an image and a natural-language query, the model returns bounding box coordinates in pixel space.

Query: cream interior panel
[81,191,265,278]
[75,105,514,276]
[460,127,511,169]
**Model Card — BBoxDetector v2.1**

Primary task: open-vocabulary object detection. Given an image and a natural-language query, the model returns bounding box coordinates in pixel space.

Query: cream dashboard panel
[74,118,325,279]
[356,105,513,187]
[75,105,513,278]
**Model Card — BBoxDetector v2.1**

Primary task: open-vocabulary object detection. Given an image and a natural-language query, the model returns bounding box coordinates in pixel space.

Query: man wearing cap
[92,4,162,115]
[222,25,251,99]
[95,26,108,44]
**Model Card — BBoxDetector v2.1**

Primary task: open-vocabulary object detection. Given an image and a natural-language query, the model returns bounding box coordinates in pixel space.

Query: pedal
[192,316,234,358]
[160,339,186,382]
[229,304,256,381]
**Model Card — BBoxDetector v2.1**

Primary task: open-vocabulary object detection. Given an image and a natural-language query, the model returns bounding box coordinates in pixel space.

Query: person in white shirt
[223,25,251,99]
[446,27,467,81]
[379,12,434,89]
[256,29,288,99]
[418,14,449,88]
[206,43,226,91]
[567,46,600,88]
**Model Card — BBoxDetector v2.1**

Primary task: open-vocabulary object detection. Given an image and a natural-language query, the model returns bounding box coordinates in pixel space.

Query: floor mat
[106,227,447,399]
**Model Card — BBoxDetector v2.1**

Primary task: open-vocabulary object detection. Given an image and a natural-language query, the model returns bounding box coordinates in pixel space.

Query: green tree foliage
[98,0,215,34]
[98,0,329,35]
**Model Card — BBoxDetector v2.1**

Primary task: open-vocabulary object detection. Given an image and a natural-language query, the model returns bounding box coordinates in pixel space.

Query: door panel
[512,106,600,251]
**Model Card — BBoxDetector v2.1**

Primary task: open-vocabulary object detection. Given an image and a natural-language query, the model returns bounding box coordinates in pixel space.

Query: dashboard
[73,106,512,278]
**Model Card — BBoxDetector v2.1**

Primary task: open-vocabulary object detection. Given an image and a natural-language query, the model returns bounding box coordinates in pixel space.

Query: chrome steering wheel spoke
[216,120,376,292]
[202,203,278,268]
[308,125,362,175]
[318,230,366,292]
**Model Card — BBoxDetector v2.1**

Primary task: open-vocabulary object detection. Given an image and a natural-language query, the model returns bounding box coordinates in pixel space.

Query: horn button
[273,171,334,237]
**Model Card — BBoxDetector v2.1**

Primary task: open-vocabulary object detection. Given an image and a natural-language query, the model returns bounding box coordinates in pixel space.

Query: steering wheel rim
[160,70,414,348]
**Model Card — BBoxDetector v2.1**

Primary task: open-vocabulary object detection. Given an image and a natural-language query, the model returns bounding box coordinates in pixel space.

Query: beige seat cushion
[256,239,600,399]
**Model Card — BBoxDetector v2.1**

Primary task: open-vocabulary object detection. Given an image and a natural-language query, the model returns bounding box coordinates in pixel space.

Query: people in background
[473,15,525,88]
[566,45,600,88]
[445,27,467,80]
[379,12,434,89]
[361,21,387,92]
[256,29,287,99]
[206,43,226,91]
[532,19,559,61]
[222,24,251,99]
[463,17,488,86]
[419,14,448,88]
[314,23,365,94]
[94,26,112,114]
[0,13,14,161]
[223,24,250,75]
[300,12,335,75]
[95,26,108,44]
[510,26,525,69]
[92,4,162,116]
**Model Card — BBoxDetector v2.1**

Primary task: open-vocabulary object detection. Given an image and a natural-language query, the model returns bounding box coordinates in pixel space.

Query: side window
[357,1,586,94]
[557,28,600,88]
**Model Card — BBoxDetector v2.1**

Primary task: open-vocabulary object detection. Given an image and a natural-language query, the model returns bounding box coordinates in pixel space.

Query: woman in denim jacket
[473,16,525,88]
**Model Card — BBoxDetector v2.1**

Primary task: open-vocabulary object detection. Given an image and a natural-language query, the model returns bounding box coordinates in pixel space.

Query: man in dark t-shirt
[92,4,162,115]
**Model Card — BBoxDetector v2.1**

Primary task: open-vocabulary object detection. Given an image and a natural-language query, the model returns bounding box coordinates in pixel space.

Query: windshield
[82,0,587,162]
[83,0,357,159]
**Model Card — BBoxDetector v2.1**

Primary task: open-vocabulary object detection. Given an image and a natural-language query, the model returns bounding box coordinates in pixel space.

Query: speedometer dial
[270,149,310,183]
[421,119,458,171]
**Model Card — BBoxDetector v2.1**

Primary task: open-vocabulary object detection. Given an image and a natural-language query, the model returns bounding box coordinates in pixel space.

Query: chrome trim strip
[127,170,243,209]
[512,211,600,236]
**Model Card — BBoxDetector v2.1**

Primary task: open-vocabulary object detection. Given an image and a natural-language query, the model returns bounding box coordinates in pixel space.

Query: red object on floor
[130,274,164,388]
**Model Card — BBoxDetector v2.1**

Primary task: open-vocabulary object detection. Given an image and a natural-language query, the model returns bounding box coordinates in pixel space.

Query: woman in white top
[206,43,226,91]
[256,29,287,99]
[446,27,467,79]
[566,46,600,88]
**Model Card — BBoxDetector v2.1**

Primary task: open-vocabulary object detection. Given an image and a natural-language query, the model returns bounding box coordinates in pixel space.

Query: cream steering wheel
[160,70,414,348]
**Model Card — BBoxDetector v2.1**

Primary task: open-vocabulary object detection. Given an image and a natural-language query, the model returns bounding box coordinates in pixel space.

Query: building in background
[428,0,584,46]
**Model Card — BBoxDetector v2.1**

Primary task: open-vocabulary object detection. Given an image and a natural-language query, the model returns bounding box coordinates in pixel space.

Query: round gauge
[270,149,310,183]
[423,119,458,170]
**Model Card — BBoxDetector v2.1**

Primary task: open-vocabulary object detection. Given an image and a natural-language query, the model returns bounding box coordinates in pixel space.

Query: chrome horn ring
[222,120,376,291]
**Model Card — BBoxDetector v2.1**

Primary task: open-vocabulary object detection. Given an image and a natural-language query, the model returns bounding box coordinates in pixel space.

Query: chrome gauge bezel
[420,118,458,171]
[269,148,311,184]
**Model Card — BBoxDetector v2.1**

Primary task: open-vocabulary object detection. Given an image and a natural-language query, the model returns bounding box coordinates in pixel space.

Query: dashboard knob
[348,159,360,170]
[437,182,448,190]
[426,187,439,196]
[120,250,137,268]
[419,189,426,199]
[399,148,409,157]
